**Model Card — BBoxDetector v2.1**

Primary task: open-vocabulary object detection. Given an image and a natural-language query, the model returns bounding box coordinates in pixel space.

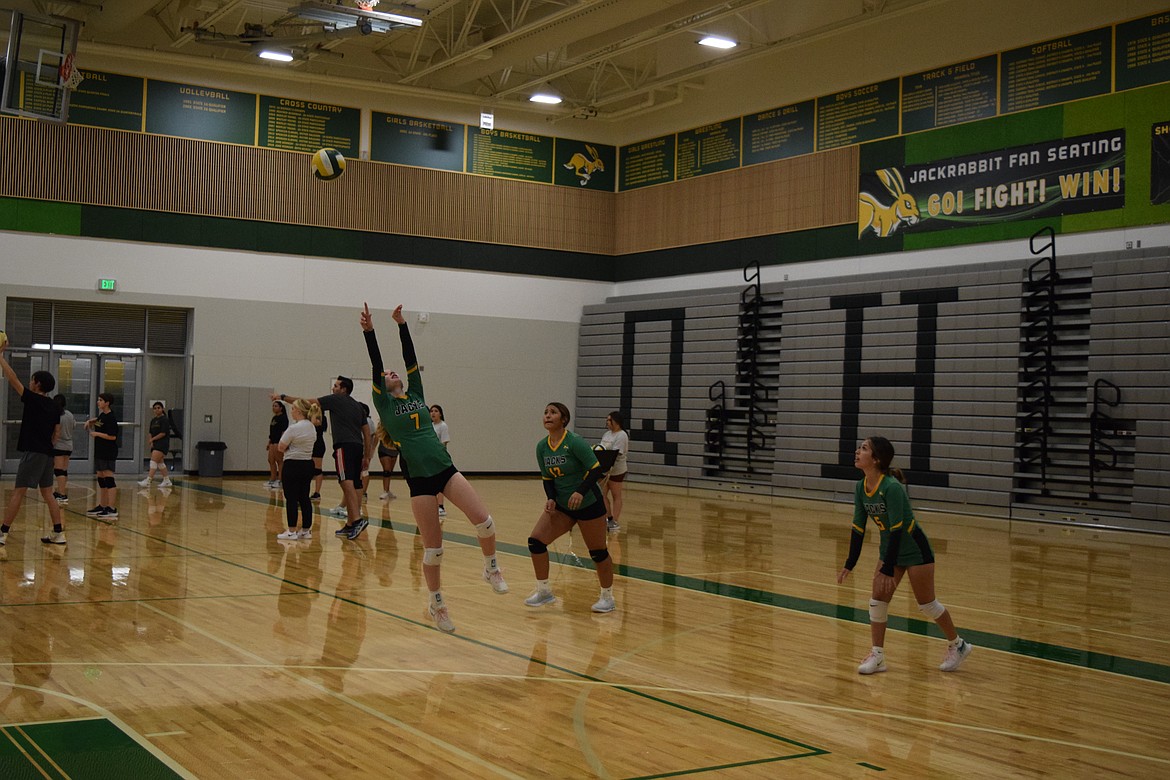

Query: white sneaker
[0,532,7,546]
[276,530,300,540]
[428,603,455,633]
[263,480,275,489]
[272,480,282,489]
[437,505,447,517]
[940,639,973,672]
[138,477,151,487]
[483,569,509,594]
[606,518,620,533]
[524,588,556,607]
[41,531,67,545]
[591,591,616,613]
[857,649,887,675]
[159,478,173,488]
[297,529,313,540]
[330,505,348,516]
[379,491,395,500]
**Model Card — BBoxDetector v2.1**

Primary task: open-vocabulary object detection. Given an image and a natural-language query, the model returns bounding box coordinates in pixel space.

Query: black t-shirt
[269,412,288,444]
[93,410,119,459]
[18,389,61,455]
[317,393,365,446]
[149,415,172,451]
[315,414,328,446]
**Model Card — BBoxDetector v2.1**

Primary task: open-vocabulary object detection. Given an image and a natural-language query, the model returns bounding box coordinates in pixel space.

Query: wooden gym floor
[0,475,1167,778]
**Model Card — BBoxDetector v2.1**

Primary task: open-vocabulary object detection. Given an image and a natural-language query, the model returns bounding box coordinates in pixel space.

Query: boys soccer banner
[858,129,1126,237]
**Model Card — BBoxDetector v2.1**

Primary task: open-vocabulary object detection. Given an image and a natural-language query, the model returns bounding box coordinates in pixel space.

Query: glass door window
[100,356,141,468]
[54,354,93,461]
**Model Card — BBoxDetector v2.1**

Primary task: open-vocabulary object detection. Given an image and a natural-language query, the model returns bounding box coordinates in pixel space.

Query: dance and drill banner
[858,129,1126,238]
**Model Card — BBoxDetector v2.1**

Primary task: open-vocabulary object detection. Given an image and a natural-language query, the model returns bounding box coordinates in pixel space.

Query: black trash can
[195,441,227,477]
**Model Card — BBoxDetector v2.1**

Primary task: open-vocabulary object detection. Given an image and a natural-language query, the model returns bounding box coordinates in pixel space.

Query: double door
[2,351,143,474]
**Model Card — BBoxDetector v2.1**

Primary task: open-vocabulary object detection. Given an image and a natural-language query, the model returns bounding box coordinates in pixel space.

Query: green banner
[1153,120,1170,204]
[676,118,741,179]
[902,56,998,134]
[369,112,465,172]
[553,138,616,190]
[145,80,256,145]
[1001,27,1112,114]
[742,100,814,166]
[69,70,144,132]
[467,128,554,183]
[619,134,676,191]
[258,96,359,155]
[816,79,900,151]
[1116,11,1170,92]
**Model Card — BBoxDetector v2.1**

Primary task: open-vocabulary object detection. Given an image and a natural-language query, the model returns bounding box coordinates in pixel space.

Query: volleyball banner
[858,129,1126,238]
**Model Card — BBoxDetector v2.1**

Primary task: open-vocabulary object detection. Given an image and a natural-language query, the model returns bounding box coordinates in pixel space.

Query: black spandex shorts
[553,493,607,522]
[333,443,364,487]
[312,440,326,459]
[404,464,457,498]
[151,445,169,454]
[378,443,399,458]
[50,448,72,458]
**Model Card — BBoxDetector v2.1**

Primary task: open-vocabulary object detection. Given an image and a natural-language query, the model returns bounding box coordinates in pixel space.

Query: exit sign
[98,278,117,292]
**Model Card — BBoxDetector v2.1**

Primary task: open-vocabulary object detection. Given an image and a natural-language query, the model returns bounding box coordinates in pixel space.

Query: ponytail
[374,422,394,448]
[889,467,906,484]
[293,397,322,426]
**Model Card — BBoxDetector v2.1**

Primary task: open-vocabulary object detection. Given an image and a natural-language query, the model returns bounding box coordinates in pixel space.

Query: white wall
[1,230,611,471]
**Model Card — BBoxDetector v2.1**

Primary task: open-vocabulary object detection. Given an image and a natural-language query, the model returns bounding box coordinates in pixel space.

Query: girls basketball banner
[858,129,1126,238]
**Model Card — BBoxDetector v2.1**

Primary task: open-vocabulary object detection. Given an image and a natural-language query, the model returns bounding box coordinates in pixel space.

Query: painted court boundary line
[182,481,1170,686]
[57,486,836,777]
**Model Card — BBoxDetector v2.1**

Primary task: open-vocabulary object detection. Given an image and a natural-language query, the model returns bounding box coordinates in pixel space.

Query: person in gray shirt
[52,394,75,505]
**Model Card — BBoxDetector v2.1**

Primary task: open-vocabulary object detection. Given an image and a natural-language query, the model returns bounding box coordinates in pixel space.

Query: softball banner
[858,129,1126,238]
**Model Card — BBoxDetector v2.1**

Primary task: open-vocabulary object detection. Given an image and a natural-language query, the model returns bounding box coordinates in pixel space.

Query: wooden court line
[94,480,1170,687]
[14,726,73,780]
[0,727,56,780]
[52,490,838,772]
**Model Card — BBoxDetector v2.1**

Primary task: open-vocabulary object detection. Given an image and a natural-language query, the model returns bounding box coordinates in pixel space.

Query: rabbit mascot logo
[858,168,920,237]
[564,144,605,185]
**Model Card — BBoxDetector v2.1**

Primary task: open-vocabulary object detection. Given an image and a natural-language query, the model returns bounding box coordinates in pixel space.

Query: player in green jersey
[360,303,507,634]
[524,402,614,613]
[837,436,973,674]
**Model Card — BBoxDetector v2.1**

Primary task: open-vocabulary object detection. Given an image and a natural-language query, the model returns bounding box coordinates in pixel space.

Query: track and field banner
[857,129,1126,238]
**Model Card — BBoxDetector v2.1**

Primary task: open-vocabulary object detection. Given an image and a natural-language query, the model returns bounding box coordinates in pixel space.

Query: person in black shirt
[275,376,372,538]
[0,344,67,546]
[85,392,120,520]
[311,413,328,501]
[138,401,175,488]
[266,399,288,490]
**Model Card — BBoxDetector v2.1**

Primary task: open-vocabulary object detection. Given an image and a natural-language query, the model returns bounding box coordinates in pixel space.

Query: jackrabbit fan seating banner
[858,129,1126,238]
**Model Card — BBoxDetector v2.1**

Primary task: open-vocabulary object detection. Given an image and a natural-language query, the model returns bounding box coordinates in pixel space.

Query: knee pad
[422,546,443,566]
[476,516,495,538]
[869,599,890,623]
[313,468,323,477]
[918,600,946,620]
[107,477,117,489]
[527,537,548,555]
[98,476,112,489]
[589,548,610,564]
[54,469,66,477]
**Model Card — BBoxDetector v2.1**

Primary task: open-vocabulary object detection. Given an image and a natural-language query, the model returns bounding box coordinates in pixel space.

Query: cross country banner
[858,129,1126,238]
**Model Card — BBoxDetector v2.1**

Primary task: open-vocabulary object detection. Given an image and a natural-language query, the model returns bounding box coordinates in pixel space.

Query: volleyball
[311,147,346,181]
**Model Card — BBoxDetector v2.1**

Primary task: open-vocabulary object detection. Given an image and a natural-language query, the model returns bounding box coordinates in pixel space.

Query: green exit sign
[98,278,117,292]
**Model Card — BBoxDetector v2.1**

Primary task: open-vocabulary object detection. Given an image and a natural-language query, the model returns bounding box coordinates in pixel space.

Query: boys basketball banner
[858,129,1126,238]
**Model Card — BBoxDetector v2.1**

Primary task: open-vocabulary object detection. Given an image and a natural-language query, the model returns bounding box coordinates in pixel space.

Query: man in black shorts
[275,376,372,539]
[1,343,67,546]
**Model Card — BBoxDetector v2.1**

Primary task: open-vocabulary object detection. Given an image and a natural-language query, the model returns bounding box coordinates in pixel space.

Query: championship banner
[858,129,1126,238]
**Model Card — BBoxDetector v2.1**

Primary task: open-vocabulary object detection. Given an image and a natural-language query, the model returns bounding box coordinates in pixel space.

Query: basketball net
[58,52,83,90]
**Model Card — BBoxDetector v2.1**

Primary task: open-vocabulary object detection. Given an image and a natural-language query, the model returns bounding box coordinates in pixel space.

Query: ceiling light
[698,35,737,49]
[258,49,295,62]
[33,343,144,355]
[529,93,562,105]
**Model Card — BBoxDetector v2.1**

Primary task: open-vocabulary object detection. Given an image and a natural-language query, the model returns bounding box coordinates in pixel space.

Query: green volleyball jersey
[537,430,600,509]
[852,475,933,567]
[370,367,452,480]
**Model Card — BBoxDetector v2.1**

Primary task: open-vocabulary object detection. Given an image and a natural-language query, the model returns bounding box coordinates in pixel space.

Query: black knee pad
[313,468,323,477]
[97,476,110,488]
[54,469,67,477]
[527,537,548,555]
[589,548,610,563]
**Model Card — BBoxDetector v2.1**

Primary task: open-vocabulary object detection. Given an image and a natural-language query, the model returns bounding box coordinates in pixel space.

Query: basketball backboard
[1,10,80,122]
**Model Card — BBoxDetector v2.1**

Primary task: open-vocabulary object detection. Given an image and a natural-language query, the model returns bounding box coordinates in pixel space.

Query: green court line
[54,487,834,775]
[177,481,1170,686]
[625,751,822,780]
[858,761,887,771]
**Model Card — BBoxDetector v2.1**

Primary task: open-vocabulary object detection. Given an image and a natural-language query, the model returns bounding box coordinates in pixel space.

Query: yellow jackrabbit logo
[565,144,605,186]
[858,168,920,237]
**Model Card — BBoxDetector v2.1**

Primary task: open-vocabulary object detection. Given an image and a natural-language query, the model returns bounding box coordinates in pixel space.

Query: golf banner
[858,129,1126,238]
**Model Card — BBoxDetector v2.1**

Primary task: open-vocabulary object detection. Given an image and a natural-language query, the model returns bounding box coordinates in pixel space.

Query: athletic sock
[948,636,963,648]
[871,645,885,655]
[484,554,499,572]
[536,578,550,592]
[600,586,613,598]
[429,590,444,607]
[53,524,63,533]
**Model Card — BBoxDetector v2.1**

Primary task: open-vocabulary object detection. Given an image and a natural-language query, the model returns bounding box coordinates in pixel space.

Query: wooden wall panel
[0,118,615,255]
[614,146,858,254]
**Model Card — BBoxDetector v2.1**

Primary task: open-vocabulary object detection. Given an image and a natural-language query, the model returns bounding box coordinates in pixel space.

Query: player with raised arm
[360,303,507,634]
[837,436,973,674]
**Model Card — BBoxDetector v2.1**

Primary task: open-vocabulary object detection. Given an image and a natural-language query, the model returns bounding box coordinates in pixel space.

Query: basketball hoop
[58,52,83,90]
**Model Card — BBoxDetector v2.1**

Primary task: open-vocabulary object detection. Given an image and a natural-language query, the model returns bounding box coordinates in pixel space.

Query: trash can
[195,441,227,477]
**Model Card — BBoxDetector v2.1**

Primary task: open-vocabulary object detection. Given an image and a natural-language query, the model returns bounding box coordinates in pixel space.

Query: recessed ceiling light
[698,36,737,50]
[258,49,295,62]
[529,93,563,105]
